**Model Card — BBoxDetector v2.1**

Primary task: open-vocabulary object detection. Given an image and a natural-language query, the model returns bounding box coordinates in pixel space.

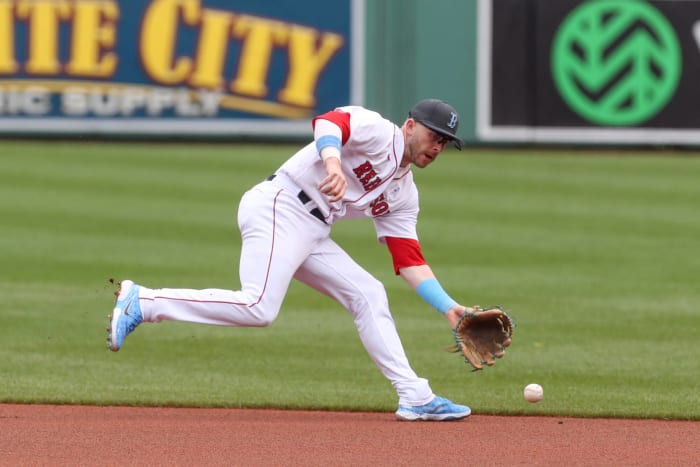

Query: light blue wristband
[315,134,342,153]
[416,278,458,315]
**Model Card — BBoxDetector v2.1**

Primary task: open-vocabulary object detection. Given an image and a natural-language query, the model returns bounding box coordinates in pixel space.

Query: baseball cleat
[107,280,143,352]
[395,395,471,421]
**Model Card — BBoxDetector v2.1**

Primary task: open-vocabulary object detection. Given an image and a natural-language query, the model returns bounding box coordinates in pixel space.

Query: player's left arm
[385,237,469,328]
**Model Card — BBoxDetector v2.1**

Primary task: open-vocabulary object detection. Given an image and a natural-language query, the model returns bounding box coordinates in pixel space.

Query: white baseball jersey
[278,105,420,242]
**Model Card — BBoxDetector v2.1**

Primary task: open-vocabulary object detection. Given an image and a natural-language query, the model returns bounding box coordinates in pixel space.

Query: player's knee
[254,317,276,327]
[246,305,280,327]
[356,278,389,313]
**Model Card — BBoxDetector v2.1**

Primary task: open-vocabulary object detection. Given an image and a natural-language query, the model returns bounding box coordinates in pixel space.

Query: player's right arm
[318,154,346,202]
[313,111,350,202]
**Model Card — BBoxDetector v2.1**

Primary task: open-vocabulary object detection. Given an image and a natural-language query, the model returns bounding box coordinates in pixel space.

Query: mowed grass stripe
[1,141,699,418]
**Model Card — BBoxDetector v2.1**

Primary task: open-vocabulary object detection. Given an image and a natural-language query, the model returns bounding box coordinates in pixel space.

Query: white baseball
[523,383,543,403]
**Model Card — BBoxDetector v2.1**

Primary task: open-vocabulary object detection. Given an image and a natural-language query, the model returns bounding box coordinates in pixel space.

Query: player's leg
[109,182,330,350]
[140,183,329,325]
[292,237,434,407]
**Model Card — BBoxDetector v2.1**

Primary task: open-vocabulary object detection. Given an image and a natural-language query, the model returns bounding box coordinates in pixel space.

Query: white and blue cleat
[107,280,143,352]
[395,395,471,421]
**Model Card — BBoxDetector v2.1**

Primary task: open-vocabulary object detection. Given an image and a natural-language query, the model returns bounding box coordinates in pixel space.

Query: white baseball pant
[137,174,434,406]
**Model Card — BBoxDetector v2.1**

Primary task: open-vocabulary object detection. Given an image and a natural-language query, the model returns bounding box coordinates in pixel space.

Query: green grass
[1,141,699,419]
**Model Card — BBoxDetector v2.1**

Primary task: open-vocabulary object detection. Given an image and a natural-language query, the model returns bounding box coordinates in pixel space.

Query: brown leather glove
[448,306,514,371]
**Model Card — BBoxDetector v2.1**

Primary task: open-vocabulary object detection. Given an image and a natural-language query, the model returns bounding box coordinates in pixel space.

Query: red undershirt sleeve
[312,110,351,144]
[385,237,427,275]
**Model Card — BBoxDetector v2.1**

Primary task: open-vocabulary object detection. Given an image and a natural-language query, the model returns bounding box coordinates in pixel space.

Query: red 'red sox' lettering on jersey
[353,161,383,192]
[370,193,390,216]
[276,105,406,224]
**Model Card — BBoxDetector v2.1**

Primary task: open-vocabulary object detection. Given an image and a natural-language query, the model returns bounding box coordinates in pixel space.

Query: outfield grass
[1,141,699,419]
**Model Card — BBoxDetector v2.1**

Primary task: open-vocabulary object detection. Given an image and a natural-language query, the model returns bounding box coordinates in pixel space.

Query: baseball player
[108,99,475,421]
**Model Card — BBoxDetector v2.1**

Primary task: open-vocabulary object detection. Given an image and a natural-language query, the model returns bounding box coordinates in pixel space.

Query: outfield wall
[1,0,699,146]
[0,0,362,138]
[478,0,700,146]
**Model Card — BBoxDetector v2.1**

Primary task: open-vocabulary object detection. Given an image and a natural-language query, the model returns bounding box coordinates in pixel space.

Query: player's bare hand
[318,158,347,202]
[319,173,347,202]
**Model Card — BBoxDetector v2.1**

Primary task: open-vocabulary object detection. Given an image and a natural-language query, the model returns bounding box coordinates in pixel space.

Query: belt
[266,175,326,224]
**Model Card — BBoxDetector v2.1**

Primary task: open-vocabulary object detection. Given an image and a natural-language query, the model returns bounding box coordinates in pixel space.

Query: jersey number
[371,194,390,216]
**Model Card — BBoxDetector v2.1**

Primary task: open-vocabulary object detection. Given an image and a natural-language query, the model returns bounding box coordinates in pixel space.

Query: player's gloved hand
[445,305,468,329]
[318,157,347,202]
[445,305,515,371]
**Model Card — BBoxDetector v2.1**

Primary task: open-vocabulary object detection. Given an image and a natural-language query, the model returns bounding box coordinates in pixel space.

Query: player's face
[404,121,449,168]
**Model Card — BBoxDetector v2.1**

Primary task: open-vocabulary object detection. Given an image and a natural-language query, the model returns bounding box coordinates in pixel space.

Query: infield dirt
[1,404,698,466]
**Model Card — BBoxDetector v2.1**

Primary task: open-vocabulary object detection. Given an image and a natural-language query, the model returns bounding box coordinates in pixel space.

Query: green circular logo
[551,0,681,126]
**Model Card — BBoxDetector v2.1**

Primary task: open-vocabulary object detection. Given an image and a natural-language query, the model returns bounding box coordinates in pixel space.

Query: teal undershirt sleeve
[416,278,458,315]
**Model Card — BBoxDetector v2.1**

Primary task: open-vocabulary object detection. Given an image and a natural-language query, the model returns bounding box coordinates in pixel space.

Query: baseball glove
[447,306,514,371]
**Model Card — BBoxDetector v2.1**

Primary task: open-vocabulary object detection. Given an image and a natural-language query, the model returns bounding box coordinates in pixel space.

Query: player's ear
[405,117,417,134]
